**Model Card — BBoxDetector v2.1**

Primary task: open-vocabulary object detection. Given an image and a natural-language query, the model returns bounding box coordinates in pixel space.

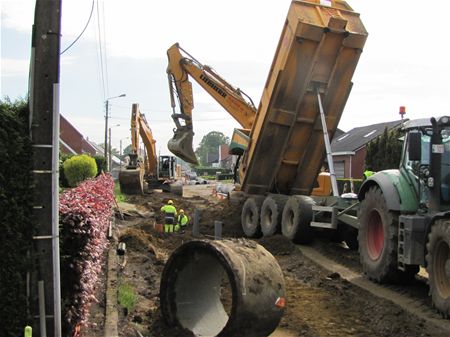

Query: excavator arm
[127,103,157,175]
[167,43,257,164]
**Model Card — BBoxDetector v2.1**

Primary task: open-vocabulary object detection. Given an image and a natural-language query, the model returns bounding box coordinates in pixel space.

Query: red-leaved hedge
[59,173,115,334]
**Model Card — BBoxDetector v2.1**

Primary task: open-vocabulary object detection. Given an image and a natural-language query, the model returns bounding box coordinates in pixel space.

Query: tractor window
[440,130,450,203]
[405,133,430,170]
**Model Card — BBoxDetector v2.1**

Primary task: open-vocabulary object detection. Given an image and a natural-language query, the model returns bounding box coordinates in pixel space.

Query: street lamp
[104,93,126,171]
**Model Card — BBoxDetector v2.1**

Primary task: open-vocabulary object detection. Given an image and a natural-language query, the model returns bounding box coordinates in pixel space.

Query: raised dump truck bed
[240,0,367,196]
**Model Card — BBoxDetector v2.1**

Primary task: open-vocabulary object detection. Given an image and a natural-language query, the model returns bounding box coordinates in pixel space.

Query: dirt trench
[84,185,448,337]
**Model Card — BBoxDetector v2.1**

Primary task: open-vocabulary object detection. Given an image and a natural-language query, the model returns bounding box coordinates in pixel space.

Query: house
[219,144,237,170]
[331,119,405,179]
[60,115,98,155]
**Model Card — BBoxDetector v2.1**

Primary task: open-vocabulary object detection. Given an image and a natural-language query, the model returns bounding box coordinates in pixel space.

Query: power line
[60,0,95,55]
[101,1,110,97]
[95,0,106,99]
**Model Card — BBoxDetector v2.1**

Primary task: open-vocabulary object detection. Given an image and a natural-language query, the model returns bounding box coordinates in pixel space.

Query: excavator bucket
[118,168,144,195]
[167,129,198,165]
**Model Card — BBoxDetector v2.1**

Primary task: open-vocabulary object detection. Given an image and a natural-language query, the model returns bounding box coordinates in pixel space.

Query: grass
[114,182,126,202]
[118,282,137,313]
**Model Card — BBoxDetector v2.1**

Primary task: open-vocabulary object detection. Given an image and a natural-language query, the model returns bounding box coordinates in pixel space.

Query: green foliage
[59,153,74,187]
[114,182,126,202]
[0,97,33,337]
[195,131,230,166]
[63,154,98,187]
[193,167,231,176]
[365,127,403,172]
[118,283,137,313]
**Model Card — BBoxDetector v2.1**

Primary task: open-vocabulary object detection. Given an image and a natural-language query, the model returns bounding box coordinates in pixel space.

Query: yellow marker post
[24,326,32,337]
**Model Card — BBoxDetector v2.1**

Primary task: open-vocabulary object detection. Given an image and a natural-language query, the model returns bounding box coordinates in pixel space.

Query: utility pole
[104,100,109,171]
[104,94,126,172]
[109,127,112,173]
[29,0,62,336]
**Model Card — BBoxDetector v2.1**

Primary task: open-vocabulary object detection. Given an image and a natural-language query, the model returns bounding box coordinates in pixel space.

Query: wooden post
[29,0,62,335]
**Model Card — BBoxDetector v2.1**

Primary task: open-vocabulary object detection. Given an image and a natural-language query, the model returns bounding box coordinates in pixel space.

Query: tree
[195,131,230,166]
[365,127,403,172]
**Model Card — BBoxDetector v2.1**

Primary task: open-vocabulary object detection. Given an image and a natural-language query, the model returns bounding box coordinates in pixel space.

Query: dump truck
[119,103,182,195]
[168,0,367,240]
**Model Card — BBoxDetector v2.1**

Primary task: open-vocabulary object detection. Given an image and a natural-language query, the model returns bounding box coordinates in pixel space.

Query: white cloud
[1,58,29,77]
[0,0,35,33]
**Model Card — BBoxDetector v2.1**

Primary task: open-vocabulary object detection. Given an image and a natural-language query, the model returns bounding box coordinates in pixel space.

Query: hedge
[0,98,33,337]
[193,167,232,176]
[59,174,115,335]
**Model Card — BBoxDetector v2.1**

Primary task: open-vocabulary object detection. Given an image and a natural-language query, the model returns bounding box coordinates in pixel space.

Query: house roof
[86,140,122,164]
[331,119,405,153]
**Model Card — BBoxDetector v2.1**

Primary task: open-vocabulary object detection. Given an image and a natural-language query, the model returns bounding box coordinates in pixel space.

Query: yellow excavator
[119,103,182,195]
[166,43,257,164]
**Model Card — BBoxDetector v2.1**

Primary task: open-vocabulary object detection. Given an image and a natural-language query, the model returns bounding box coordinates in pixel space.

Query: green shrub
[193,167,232,176]
[59,153,74,188]
[63,154,98,187]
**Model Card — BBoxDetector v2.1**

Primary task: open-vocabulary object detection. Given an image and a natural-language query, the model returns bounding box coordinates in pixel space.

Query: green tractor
[358,116,450,316]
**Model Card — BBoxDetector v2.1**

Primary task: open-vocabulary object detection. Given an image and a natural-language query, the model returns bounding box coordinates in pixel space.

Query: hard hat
[168,200,173,205]
[180,209,184,213]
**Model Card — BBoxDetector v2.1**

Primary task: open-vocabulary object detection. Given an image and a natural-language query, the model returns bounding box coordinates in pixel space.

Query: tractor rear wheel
[426,220,450,317]
[358,186,417,283]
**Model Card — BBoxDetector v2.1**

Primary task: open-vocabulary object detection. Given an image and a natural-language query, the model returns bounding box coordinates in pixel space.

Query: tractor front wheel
[358,186,417,283]
[426,220,450,317]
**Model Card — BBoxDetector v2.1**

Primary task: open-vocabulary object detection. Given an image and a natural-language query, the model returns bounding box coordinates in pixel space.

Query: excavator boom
[166,43,257,164]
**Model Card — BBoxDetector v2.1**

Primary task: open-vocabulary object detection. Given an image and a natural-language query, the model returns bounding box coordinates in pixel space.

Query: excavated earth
[84,184,449,337]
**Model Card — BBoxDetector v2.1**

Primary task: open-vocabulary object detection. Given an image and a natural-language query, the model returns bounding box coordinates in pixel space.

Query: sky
[1,0,450,155]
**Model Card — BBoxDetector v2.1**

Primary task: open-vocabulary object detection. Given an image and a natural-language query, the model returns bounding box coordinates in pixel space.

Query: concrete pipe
[160,239,286,337]
[260,195,288,237]
[241,196,265,238]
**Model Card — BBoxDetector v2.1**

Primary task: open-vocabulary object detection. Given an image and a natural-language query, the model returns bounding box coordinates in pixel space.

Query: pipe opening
[171,250,235,336]
[161,240,285,337]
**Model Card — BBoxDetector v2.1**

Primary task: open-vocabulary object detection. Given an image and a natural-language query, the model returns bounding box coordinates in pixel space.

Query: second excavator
[119,103,182,195]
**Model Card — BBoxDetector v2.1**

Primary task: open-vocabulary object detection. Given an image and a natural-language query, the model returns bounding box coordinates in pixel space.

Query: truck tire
[281,196,315,244]
[260,195,288,237]
[241,196,264,238]
[358,186,417,283]
[426,219,450,317]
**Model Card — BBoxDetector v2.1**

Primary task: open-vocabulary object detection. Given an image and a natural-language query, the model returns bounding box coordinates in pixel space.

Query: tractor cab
[403,116,450,213]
